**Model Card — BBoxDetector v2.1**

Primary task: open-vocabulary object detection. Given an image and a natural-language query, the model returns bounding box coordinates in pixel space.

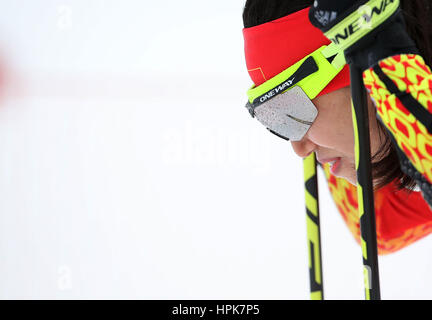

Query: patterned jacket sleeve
[363,54,432,207]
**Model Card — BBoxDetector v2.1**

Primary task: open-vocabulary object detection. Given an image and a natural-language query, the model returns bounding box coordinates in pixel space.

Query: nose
[290,136,317,158]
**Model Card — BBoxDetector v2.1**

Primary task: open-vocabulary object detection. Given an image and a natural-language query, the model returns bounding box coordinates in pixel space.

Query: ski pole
[350,65,381,300]
[303,153,324,300]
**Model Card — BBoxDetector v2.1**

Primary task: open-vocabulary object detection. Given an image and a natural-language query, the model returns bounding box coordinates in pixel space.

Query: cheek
[306,117,331,146]
[363,93,384,152]
[307,97,355,153]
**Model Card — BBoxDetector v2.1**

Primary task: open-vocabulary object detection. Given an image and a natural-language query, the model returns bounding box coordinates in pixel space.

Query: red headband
[243,7,350,96]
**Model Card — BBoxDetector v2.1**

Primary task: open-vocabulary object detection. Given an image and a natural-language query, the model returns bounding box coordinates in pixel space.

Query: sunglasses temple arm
[303,153,324,300]
[350,65,381,300]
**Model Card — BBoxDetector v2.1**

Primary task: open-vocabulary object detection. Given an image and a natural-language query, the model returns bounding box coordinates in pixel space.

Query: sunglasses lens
[253,86,317,141]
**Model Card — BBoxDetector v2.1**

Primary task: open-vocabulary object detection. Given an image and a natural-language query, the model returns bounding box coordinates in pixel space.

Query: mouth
[318,157,342,175]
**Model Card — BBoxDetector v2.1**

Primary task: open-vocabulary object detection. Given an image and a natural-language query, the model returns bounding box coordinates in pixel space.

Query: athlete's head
[242,0,432,189]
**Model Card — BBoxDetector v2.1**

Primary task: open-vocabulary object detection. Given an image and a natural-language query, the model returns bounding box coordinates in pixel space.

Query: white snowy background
[0,0,431,300]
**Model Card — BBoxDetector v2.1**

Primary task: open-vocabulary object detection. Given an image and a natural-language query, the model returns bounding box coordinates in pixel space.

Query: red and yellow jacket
[325,54,432,254]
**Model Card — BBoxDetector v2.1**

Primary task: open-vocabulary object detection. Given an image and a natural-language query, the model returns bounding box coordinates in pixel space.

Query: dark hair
[243,0,432,191]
